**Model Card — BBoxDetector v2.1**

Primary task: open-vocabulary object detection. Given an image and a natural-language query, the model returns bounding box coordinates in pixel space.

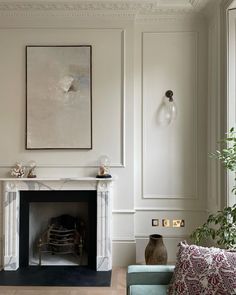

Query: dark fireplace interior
[37,212,86,266]
[19,190,97,270]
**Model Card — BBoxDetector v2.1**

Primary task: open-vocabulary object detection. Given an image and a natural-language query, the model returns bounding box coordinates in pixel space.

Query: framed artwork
[26,45,92,149]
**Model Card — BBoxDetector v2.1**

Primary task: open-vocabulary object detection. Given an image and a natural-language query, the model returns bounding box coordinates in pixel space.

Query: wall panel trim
[112,238,135,242]
[135,207,207,212]
[135,235,188,239]
[0,27,126,168]
[141,31,198,200]
[112,210,136,214]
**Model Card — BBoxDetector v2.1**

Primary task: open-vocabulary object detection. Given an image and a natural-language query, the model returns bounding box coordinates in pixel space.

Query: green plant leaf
[190,127,236,249]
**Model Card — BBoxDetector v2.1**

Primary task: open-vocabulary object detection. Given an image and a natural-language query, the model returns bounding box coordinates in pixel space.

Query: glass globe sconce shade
[164,90,177,124]
[96,155,112,179]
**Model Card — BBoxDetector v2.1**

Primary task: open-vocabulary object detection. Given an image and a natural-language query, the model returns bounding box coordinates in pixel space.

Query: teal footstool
[127,265,175,295]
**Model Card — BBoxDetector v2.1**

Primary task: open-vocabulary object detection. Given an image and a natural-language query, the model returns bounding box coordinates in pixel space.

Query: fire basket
[38,214,85,265]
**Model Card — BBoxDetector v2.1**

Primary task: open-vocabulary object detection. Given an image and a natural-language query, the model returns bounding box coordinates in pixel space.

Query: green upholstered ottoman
[127,265,175,295]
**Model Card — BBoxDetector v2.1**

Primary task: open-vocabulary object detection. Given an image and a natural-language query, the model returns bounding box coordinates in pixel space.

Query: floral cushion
[168,241,236,295]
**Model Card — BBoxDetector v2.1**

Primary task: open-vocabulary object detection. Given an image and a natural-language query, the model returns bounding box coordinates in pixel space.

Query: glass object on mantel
[27,160,37,178]
[10,162,26,178]
[96,155,112,179]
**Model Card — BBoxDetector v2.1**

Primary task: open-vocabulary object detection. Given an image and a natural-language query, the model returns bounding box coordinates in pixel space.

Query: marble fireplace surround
[0,177,113,271]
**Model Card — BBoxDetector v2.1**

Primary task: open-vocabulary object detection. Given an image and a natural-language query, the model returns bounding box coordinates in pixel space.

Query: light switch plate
[162,219,170,227]
[152,219,159,226]
[173,219,185,227]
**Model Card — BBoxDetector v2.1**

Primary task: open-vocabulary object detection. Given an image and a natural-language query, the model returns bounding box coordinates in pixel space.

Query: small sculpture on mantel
[10,162,26,178]
[27,160,37,178]
[96,155,112,179]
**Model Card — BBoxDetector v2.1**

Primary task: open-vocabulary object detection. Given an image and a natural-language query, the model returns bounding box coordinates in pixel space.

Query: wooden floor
[0,267,126,295]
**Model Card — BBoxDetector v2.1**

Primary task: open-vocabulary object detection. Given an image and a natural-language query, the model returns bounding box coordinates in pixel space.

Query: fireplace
[20,190,97,269]
[1,178,112,271]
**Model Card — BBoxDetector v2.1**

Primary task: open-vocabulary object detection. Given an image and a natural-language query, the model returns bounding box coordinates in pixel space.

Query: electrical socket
[152,219,159,226]
[162,219,170,227]
[173,219,185,227]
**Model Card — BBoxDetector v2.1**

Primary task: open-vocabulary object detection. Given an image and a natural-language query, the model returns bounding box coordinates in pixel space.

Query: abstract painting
[26,45,92,149]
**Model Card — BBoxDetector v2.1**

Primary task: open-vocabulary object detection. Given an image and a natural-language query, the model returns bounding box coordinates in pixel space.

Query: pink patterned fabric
[168,241,236,295]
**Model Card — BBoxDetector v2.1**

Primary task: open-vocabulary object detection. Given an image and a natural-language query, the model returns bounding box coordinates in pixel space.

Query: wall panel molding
[135,234,188,239]
[135,15,204,24]
[207,20,222,211]
[135,207,207,212]
[112,210,136,214]
[112,238,135,242]
[226,9,236,206]
[0,164,125,168]
[0,27,126,168]
[141,31,198,200]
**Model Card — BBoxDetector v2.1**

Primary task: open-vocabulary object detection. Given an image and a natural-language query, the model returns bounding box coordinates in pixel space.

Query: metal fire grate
[38,215,85,265]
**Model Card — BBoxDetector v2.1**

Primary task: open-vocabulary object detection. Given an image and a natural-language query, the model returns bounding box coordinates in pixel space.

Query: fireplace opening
[19,190,97,270]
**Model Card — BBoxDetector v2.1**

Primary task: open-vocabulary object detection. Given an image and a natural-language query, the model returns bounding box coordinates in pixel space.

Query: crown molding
[221,0,234,9]
[0,1,209,18]
[190,0,214,11]
[0,1,152,11]
[190,0,202,7]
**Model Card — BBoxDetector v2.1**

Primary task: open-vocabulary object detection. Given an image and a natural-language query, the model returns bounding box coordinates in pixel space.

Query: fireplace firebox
[20,190,97,269]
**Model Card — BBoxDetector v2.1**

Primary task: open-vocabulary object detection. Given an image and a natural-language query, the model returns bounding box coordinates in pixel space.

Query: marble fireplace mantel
[0,177,113,271]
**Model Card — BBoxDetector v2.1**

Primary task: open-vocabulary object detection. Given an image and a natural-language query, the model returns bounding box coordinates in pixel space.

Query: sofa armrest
[127,265,175,287]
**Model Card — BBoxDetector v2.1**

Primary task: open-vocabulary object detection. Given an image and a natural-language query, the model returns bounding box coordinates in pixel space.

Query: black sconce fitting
[165,90,174,102]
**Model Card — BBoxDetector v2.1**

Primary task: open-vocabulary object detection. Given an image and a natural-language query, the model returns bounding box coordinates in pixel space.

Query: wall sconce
[165,90,177,123]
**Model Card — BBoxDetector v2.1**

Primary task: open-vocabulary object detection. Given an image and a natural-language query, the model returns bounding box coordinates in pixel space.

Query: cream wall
[134,17,209,263]
[0,5,212,266]
[205,0,234,211]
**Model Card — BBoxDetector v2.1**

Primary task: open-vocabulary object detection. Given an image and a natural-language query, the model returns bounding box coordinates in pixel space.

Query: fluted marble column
[96,181,112,271]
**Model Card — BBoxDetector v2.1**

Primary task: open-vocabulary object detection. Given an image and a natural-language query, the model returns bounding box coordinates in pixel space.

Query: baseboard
[112,241,136,266]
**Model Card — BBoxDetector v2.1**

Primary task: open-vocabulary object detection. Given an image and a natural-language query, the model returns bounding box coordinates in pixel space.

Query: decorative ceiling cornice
[0,1,149,11]
[189,0,214,11]
[0,1,211,17]
[189,0,200,6]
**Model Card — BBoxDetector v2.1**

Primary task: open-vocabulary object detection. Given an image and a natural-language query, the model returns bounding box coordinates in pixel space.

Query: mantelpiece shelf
[0,177,113,181]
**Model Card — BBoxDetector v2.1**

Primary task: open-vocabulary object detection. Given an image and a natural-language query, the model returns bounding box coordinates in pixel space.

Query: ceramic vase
[145,234,168,265]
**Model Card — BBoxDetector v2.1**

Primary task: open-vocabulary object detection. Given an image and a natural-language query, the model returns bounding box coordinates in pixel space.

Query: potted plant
[190,128,236,249]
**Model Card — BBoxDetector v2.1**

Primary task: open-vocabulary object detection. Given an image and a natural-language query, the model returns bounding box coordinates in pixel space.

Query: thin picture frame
[26,45,92,150]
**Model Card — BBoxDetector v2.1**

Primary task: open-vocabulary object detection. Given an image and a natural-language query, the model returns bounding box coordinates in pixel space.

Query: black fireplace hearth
[0,266,112,286]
